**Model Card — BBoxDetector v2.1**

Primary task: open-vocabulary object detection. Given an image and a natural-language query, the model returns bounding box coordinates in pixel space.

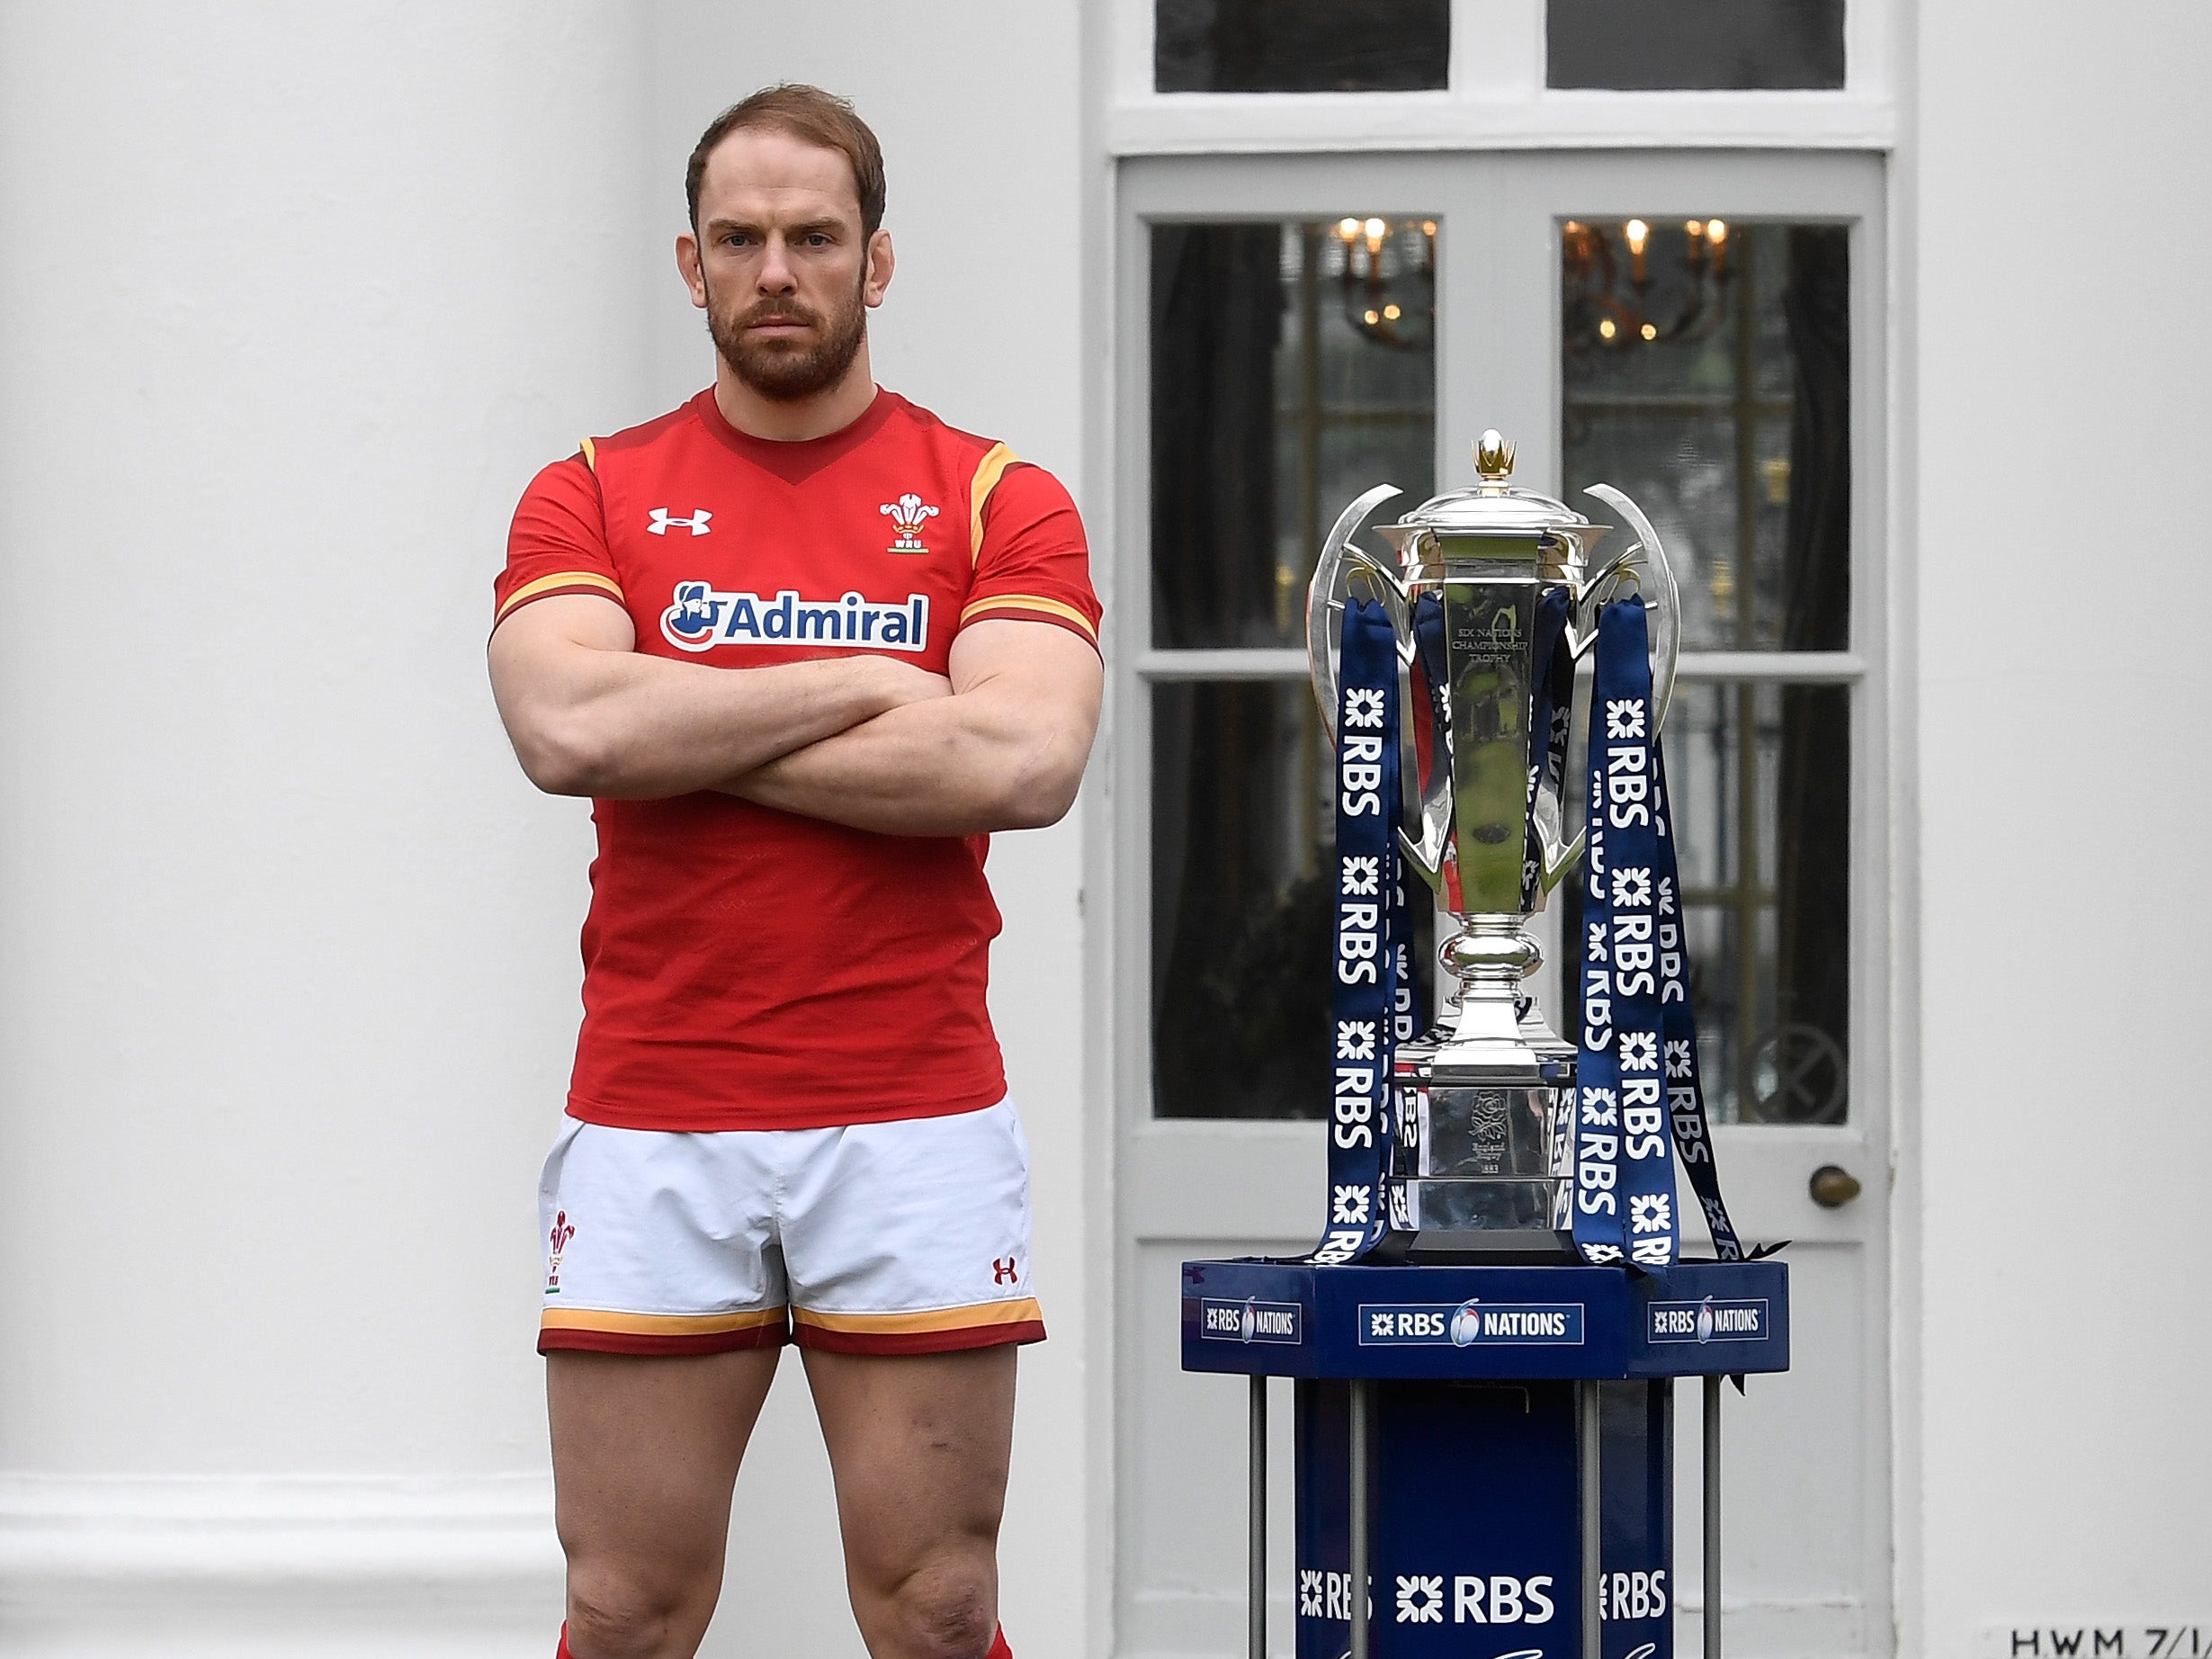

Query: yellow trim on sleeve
[496,569,625,622]
[968,442,1020,568]
[957,593,1098,644]
[538,1306,785,1336]
[578,436,597,472]
[791,1298,1043,1336]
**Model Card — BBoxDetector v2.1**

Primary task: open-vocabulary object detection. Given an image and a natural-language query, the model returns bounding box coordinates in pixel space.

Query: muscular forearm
[719,688,1090,835]
[494,641,926,801]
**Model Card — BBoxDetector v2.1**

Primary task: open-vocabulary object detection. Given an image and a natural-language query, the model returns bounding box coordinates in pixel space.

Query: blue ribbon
[1307,596,1403,1265]
[1572,642,1627,1269]
[1575,595,1746,1269]
[1654,742,1746,1261]
[1386,591,1447,1233]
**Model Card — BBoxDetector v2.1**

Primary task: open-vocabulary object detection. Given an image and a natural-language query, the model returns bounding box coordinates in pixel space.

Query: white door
[1109,150,1891,1658]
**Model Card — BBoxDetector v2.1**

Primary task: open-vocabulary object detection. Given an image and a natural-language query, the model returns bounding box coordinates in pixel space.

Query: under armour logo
[648,507,712,536]
[991,1256,1018,1286]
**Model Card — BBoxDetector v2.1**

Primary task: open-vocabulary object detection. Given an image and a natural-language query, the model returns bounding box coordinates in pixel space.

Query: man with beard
[487,85,1100,1659]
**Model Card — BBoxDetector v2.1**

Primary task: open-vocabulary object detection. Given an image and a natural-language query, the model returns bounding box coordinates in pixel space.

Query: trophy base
[1386,1175,1578,1263]
[1390,998,1580,1264]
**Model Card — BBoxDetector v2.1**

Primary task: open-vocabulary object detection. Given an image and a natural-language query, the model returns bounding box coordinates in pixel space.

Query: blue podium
[1181,1259,1789,1659]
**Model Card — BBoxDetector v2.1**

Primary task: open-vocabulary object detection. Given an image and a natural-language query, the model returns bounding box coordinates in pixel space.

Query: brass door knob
[1809,1164,1862,1208]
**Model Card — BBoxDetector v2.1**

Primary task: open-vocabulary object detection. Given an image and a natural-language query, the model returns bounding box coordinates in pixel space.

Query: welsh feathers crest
[880,492,940,553]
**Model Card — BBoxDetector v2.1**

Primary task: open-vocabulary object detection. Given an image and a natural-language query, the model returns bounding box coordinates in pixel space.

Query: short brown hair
[685,85,886,238]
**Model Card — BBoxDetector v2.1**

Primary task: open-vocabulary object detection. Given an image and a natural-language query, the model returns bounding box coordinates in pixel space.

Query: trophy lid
[1390,430,1594,537]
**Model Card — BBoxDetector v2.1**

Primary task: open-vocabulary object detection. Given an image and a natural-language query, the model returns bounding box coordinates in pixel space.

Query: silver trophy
[1307,430,1680,1259]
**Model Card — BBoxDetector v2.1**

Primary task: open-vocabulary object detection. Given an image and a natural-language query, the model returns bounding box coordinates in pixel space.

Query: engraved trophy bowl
[1306,430,1681,1260]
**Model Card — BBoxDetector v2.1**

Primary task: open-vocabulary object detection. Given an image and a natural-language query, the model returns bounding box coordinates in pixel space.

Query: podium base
[1182,1260,1787,1659]
[1294,1376,1671,1659]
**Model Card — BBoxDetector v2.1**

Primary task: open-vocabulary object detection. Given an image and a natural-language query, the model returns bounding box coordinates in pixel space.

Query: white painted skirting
[0,1475,564,1656]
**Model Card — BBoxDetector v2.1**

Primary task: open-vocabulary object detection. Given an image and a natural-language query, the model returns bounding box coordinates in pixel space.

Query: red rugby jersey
[495,388,1100,1132]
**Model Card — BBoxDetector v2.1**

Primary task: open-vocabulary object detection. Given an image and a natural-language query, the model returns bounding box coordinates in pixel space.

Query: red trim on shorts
[538,1323,791,1358]
[792,1319,1046,1356]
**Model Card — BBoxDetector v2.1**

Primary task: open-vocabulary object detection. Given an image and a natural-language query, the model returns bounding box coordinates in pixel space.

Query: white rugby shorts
[536,1099,1042,1357]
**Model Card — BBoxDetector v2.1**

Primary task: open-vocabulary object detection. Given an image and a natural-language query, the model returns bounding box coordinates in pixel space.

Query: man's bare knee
[882,1553,998,1659]
[567,1563,713,1659]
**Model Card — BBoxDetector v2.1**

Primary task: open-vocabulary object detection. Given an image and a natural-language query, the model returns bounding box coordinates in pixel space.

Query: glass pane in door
[1547,0,1846,90]
[1561,220,1851,651]
[1151,680,1327,1120]
[1151,219,1436,649]
[1156,0,1450,93]
[1671,680,1851,1125]
[1151,679,1433,1119]
[1560,680,1851,1125]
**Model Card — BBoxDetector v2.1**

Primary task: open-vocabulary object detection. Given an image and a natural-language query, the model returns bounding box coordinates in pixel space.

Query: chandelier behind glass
[1332,216,1436,351]
[1562,218,1735,354]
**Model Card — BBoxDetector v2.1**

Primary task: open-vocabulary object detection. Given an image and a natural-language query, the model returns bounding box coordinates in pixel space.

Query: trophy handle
[1578,483,1680,736]
[1305,483,1403,730]
[1529,484,1684,894]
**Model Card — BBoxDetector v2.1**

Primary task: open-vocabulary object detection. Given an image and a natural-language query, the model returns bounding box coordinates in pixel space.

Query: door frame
[1084,145,1898,1657]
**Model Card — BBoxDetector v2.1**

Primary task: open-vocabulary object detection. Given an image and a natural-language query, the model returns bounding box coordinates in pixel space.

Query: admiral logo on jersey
[661,581,930,654]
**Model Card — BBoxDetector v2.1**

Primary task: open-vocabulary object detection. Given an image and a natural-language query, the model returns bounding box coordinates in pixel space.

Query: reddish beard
[706,269,868,403]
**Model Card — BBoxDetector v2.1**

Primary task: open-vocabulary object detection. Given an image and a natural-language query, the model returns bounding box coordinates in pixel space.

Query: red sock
[556,1624,574,1659]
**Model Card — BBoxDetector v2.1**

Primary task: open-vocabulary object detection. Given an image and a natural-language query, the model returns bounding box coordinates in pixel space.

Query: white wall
[0,2,628,1652]
[1908,0,2212,1651]
[0,2,1092,1655]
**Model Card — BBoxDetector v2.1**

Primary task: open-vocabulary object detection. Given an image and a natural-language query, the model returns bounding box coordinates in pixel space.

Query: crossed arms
[487,593,1103,835]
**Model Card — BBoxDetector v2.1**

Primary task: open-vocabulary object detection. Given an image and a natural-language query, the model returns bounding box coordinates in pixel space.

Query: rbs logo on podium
[1357,1299,1586,1347]
[1648,1296,1768,1344]
[1196,1297,1302,1345]
[1330,1567,1670,1628]
[1388,1572,1559,1626]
